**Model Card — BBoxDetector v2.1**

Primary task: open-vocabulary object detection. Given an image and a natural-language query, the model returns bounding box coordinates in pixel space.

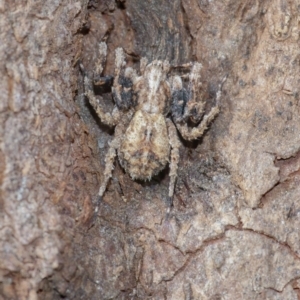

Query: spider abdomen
[119,110,170,180]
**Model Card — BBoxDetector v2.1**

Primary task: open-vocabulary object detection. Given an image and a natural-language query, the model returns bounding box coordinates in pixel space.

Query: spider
[82,42,225,211]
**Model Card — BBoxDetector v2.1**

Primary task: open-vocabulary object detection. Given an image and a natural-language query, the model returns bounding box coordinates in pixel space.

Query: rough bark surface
[1,0,300,299]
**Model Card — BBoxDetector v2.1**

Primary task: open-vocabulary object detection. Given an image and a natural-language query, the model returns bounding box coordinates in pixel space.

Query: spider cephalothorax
[82,42,225,210]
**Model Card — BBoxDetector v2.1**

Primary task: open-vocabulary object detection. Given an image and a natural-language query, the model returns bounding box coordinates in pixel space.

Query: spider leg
[80,42,121,127]
[171,63,206,124]
[166,119,180,210]
[96,125,123,212]
[184,62,206,123]
[95,42,107,74]
[170,75,189,123]
[84,75,121,127]
[112,48,137,110]
[140,57,148,75]
[175,106,220,141]
[95,110,133,213]
[172,63,226,141]
[93,42,114,92]
[95,137,118,213]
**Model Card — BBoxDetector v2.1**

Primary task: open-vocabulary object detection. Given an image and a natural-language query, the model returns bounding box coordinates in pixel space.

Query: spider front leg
[112,47,137,110]
[83,75,121,127]
[93,42,114,91]
[81,42,121,127]
[171,63,225,141]
[170,75,190,124]
[171,63,206,124]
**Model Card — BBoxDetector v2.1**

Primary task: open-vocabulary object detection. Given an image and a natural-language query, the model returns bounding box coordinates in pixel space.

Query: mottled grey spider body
[83,42,224,210]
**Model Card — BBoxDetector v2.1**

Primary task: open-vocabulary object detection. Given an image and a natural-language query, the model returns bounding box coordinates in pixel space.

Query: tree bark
[1,0,300,299]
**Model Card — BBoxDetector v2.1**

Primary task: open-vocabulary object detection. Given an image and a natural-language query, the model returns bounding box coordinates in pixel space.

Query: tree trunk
[1,0,300,299]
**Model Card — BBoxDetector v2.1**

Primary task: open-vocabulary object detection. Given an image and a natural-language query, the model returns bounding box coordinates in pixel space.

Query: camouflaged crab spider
[82,42,225,210]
